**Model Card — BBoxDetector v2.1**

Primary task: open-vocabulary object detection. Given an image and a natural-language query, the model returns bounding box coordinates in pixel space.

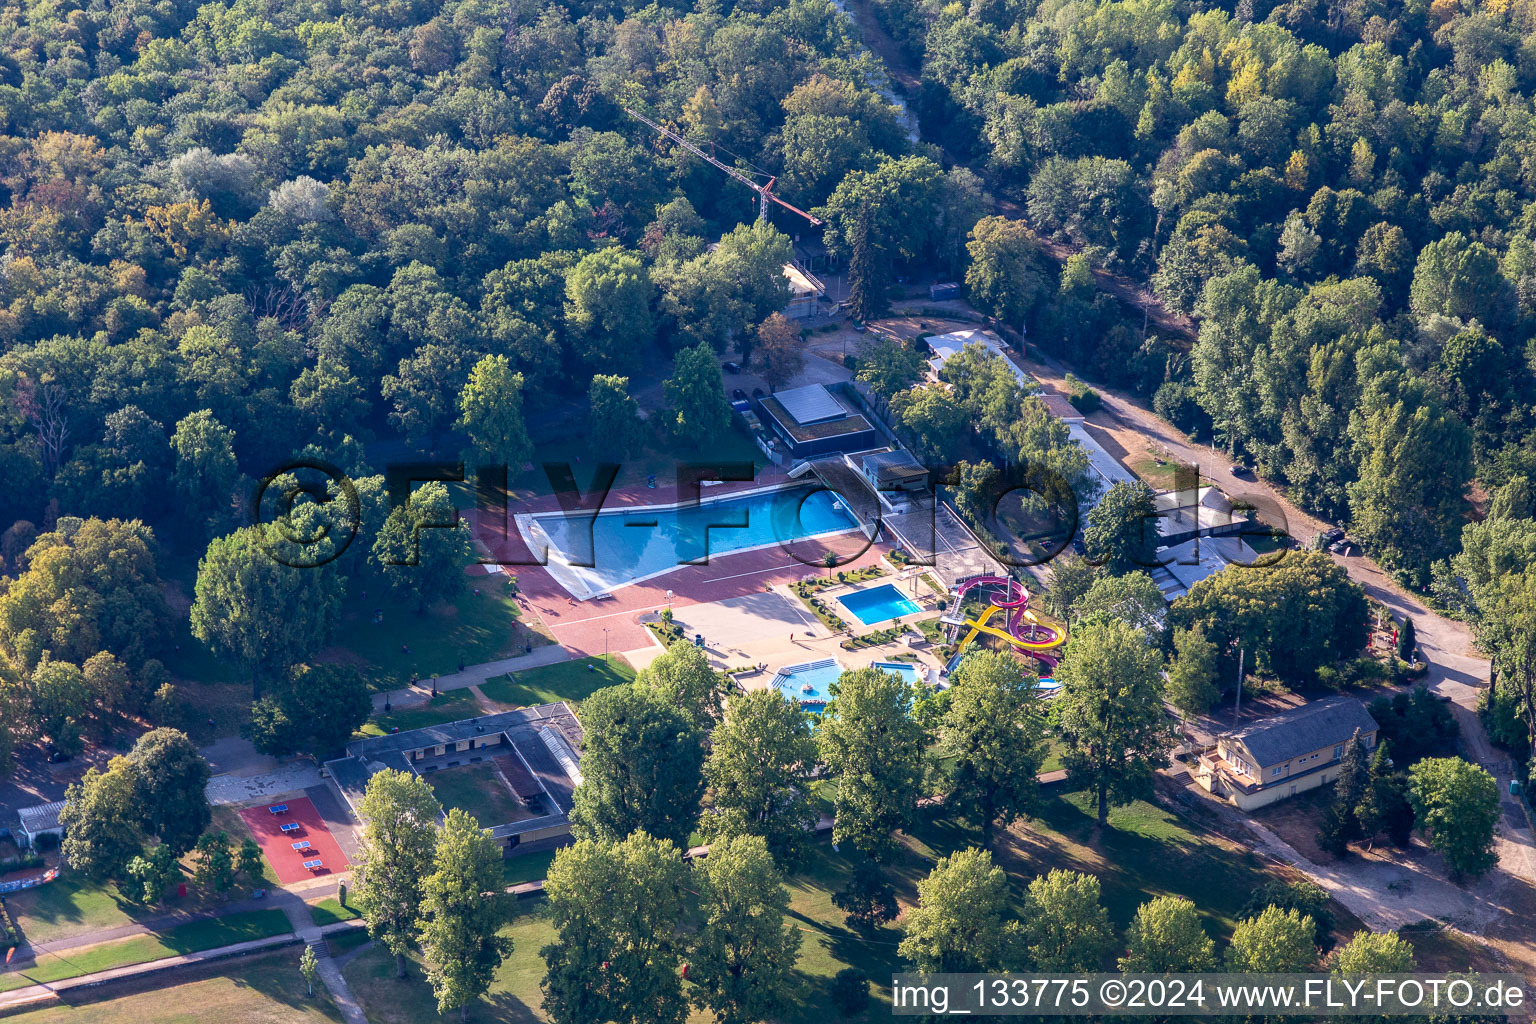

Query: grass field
[334,785,1336,1023]
[480,656,635,709]
[501,851,558,887]
[357,689,480,738]
[325,927,372,959]
[308,897,361,927]
[336,588,538,691]
[2,947,342,1024]
[345,904,554,1024]
[0,910,293,992]
[424,764,526,827]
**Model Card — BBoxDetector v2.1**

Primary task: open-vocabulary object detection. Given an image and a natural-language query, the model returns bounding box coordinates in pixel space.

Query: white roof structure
[1153,536,1258,601]
[774,383,845,424]
[17,800,65,837]
[539,726,583,787]
[925,329,1032,387]
[1153,485,1245,538]
[1066,422,1137,507]
[783,263,822,297]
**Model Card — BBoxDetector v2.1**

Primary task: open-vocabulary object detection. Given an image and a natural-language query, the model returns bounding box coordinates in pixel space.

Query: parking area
[237,796,350,885]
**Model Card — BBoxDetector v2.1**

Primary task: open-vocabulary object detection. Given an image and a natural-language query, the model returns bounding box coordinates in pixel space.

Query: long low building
[326,702,584,849]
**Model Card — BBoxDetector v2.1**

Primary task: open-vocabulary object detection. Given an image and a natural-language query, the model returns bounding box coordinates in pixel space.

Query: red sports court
[238,796,350,884]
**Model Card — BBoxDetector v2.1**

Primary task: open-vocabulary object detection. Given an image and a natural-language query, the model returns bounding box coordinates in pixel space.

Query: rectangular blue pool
[523,485,859,598]
[839,583,921,625]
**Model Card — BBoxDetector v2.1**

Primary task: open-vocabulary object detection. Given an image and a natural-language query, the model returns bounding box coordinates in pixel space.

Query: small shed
[17,801,66,849]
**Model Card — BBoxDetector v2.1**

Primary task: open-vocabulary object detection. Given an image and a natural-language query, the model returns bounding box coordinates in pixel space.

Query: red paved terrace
[464,475,893,655]
[238,796,350,884]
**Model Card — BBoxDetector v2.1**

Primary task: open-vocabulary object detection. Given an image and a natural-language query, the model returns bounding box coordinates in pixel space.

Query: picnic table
[268,804,289,815]
[303,859,323,871]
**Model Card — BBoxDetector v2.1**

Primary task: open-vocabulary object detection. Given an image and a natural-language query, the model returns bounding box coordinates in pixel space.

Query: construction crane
[624,107,823,227]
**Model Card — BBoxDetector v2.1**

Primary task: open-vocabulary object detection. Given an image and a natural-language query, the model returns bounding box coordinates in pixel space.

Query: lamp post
[603,627,610,660]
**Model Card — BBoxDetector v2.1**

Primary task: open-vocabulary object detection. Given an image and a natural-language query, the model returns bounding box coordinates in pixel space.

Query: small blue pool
[840,583,921,625]
[871,661,927,686]
[771,658,844,713]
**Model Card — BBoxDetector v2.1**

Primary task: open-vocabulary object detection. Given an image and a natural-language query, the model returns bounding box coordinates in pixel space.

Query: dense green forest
[888,0,1536,580]
[2,0,1536,760]
[866,0,1536,741]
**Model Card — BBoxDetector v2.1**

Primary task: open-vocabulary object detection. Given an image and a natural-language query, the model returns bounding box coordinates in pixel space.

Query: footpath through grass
[336,589,537,691]
[0,909,293,992]
[480,655,635,708]
[2,947,342,1024]
[357,689,479,738]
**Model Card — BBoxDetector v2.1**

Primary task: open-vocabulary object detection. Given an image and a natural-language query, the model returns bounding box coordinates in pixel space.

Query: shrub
[33,832,60,853]
[1065,373,1102,413]
[1369,687,1458,764]
[831,968,871,1016]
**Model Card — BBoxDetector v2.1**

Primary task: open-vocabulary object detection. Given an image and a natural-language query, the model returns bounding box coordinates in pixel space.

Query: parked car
[722,361,742,374]
[46,746,71,764]
[731,387,747,401]
[851,321,867,333]
[1229,463,1249,476]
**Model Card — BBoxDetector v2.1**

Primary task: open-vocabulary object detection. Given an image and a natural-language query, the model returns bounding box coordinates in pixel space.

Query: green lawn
[2,947,342,1024]
[0,910,293,991]
[1,876,145,946]
[325,927,372,959]
[480,656,635,709]
[357,689,480,738]
[345,904,554,1024]
[308,897,361,927]
[5,812,276,947]
[340,788,1341,1024]
[423,764,526,827]
[336,588,538,691]
[501,850,558,887]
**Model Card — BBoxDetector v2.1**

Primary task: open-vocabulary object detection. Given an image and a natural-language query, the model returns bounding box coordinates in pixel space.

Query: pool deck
[467,475,894,656]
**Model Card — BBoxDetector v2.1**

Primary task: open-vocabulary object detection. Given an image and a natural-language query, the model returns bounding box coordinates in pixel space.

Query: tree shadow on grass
[481,988,544,1023]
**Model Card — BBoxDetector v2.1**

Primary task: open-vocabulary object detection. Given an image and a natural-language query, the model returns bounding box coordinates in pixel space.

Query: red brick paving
[464,475,892,655]
[238,796,350,884]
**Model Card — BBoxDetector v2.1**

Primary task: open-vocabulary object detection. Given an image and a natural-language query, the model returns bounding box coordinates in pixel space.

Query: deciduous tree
[899,848,1020,973]
[569,684,705,848]
[542,833,690,1024]
[354,769,442,978]
[818,665,925,859]
[418,809,513,1021]
[701,690,819,865]
[688,835,801,1024]
[1407,757,1499,880]
[939,650,1046,845]
[1054,619,1175,827]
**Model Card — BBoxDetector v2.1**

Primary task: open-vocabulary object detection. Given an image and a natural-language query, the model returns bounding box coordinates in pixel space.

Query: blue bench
[267,804,288,815]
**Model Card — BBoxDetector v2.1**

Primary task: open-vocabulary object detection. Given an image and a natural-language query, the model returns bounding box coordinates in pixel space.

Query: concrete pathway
[289,900,369,1024]
[369,644,573,712]
[205,761,325,806]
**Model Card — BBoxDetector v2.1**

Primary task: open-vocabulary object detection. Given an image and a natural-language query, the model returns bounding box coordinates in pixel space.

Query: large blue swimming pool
[524,485,859,598]
[840,583,921,625]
